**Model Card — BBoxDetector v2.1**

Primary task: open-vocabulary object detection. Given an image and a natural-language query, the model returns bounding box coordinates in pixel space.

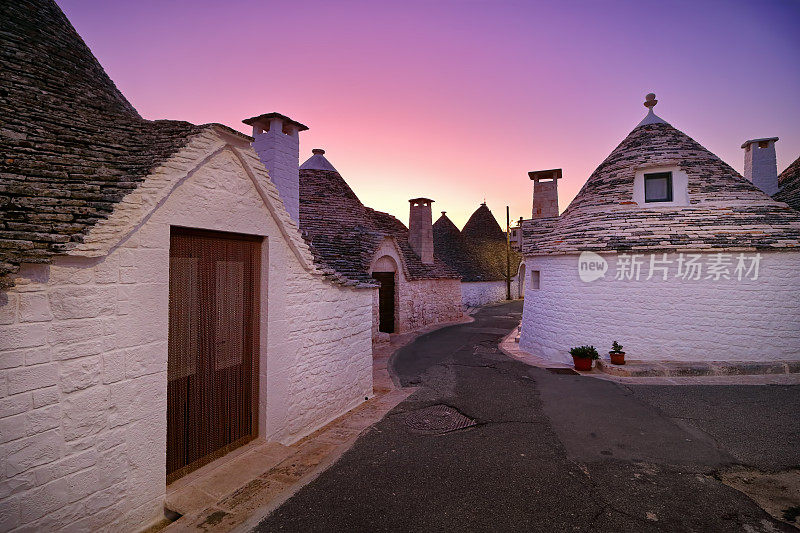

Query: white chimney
[408,198,435,264]
[741,137,779,196]
[242,112,309,223]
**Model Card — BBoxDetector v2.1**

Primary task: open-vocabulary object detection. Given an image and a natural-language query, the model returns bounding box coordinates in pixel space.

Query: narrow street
[255,301,799,532]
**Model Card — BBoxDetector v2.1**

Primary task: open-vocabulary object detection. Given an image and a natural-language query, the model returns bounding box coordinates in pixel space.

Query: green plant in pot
[609,341,625,365]
[569,345,599,371]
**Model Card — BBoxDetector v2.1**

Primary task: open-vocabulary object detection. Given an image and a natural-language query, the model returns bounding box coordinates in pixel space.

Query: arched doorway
[372,255,397,333]
[517,262,526,299]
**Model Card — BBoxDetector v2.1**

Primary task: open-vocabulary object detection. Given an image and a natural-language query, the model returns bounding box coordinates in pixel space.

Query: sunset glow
[59,0,800,228]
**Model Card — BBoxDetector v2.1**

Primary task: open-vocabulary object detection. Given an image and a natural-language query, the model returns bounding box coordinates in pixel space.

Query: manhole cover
[547,367,579,375]
[405,404,476,434]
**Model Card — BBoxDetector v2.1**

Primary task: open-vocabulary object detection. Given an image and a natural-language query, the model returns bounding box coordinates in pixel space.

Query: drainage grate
[547,368,579,375]
[405,404,476,434]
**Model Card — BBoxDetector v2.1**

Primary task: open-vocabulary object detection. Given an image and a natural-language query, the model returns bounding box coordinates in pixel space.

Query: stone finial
[312,148,325,155]
[644,93,657,109]
[441,211,447,216]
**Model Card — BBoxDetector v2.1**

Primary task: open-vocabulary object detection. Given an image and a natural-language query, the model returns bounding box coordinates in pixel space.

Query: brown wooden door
[372,272,395,333]
[167,227,261,483]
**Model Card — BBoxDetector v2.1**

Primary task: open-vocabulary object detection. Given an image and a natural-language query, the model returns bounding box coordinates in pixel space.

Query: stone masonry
[0,130,373,532]
[519,251,800,365]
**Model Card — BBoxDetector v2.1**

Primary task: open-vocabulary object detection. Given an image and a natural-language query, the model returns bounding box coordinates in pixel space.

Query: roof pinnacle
[637,92,667,127]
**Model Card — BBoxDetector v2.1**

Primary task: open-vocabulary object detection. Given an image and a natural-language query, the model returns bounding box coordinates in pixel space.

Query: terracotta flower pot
[609,352,626,365]
[572,356,593,371]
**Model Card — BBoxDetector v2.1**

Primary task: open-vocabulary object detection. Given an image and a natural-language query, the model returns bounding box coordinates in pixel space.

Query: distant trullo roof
[461,203,506,242]
[523,95,800,255]
[298,151,460,284]
[775,155,800,212]
[433,208,520,282]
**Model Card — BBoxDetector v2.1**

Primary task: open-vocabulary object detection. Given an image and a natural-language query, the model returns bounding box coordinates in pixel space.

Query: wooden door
[167,227,261,483]
[372,272,395,333]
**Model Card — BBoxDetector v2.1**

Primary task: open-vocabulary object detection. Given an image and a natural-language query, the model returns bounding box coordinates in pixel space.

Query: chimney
[528,168,562,219]
[242,112,309,223]
[408,198,435,264]
[741,137,779,195]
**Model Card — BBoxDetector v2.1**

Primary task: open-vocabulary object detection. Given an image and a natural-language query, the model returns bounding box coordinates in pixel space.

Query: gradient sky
[59,0,800,229]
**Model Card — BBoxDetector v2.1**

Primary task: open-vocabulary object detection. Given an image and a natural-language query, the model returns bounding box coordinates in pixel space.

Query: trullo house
[0,1,373,530]
[519,94,800,365]
[433,204,522,306]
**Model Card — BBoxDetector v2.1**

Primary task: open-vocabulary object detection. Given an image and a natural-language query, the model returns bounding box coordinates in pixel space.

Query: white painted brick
[18,292,52,322]
[0,412,27,443]
[5,429,63,476]
[25,404,61,436]
[94,443,128,490]
[0,323,48,351]
[102,350,126,384]
[0,293,18,325]
[0,470,35,499]
[58,356,101,393]
[47,319,103,349]
[49,286,116,320]
[61,386,108,440]
[31,386,59,409]
[0,348,26,370]
[83,480,126,514]
[94,255,119,284]
[53,338,103,362]
[7,363,57,395]
[48,262,94,285]
[0,495,20,532]
[124,342,166,379]
[32,448,97,486]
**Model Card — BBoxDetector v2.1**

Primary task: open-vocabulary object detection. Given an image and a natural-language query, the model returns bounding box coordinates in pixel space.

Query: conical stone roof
[298,154,460,284]
[462,203,506,242]
[775,155,800,212]
[0,0,217,285]
[524,112,800,256]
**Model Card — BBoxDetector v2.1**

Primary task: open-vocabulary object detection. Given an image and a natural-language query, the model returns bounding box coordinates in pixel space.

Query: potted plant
[609,341,625,365]
[569,345,599,371]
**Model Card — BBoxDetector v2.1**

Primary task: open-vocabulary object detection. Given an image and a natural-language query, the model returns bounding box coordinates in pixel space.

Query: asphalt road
[255,301,799,532]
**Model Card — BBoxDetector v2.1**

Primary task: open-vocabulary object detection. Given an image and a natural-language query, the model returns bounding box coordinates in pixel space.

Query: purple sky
[59,0,800,229]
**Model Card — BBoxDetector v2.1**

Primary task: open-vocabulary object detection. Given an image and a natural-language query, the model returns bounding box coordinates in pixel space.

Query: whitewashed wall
[0,131,373,532]
[370,239,462,335]
[461,279,519,307]
[519,251,800,365]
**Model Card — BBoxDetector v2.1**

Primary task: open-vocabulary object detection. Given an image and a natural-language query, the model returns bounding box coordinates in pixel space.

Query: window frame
[643,172,674,203]
[529,270,541,290]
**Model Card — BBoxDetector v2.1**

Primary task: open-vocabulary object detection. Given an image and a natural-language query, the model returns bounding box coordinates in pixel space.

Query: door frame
[166,226,262,484]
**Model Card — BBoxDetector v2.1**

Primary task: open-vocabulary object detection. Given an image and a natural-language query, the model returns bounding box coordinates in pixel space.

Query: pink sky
[60,0,800,229]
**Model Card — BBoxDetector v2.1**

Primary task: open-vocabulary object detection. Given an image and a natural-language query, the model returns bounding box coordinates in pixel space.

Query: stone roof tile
[775,155,800,212]
[299,168,459,284]
[0,0,209,285]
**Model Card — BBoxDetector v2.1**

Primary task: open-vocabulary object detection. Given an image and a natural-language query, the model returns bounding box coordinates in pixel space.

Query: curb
[596,359,800,378]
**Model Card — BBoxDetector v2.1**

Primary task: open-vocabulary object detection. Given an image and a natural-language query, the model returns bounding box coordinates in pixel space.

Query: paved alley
[254,301,799,532]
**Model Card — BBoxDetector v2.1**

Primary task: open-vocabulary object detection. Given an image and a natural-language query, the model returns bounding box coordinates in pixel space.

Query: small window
[644,172,673,203]
[530,270,540,289]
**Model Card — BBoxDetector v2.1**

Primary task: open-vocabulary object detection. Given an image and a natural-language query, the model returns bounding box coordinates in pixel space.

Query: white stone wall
[461,280,518,307]
[370,239,463,335]
[519,251,800,365]
[0,132,373,532]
